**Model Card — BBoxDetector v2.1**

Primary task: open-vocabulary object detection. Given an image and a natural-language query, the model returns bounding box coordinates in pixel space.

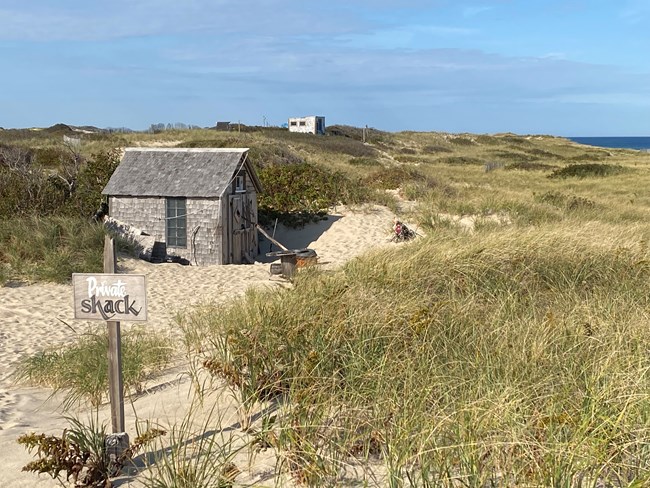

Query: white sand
[0,205,404,487]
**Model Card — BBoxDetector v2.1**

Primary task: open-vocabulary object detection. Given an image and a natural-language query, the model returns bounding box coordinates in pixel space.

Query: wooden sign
[72,273,147,322]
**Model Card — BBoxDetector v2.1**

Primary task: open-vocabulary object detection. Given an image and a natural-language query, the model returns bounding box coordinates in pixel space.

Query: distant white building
[288,116,325,135]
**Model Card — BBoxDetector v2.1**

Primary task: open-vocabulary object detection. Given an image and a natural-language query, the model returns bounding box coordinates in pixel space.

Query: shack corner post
[72,235,148,472]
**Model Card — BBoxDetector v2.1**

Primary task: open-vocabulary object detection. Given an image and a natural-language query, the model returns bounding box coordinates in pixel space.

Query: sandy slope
[0,205,404,487]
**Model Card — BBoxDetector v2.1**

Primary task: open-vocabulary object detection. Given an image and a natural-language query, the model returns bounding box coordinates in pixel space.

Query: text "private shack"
[72,273,148,322]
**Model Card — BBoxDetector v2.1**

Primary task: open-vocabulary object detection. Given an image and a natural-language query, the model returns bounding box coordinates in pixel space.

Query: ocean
[568,137,650,151]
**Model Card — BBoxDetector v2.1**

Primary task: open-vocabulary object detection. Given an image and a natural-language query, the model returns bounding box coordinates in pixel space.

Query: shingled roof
[102,148,261,198]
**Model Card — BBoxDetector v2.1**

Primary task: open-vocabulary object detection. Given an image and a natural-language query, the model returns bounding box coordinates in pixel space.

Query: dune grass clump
[0,217,105,284]
[362,166,429,190]
[421,144,453,154]
[536,191,597,211]
[16,327,172,409]
[348,156,381,167]
[439,155,485,165]
[549,163,628,179]
[184,223,650,485]
[505,161,558,171]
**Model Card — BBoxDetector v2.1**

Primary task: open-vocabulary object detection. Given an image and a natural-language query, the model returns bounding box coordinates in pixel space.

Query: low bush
[549,163,628,179]
[440,155,485,165]
[421,144,453,154]
[19,416,164,486]
[257,162,368,227]
[447,136,475,146]
[362,166,428,190]
[536,191,597,211]
[348,156,381,166]
[505,161,558,171]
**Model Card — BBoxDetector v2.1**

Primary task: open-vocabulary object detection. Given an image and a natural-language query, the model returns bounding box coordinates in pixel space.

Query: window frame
[166,197,187,248]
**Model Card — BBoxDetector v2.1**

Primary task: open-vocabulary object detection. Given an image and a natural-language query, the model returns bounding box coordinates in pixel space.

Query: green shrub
[440,155,485,165]
[348,157,381,166]
[536,191,596,211]
[448,136,475,146]
[257,162,367,227]
[505,161,558,171]
[421,144,453,154]
[248,143,304,167]
[362,166,428,190]
[19,416,164,486]
[549,163,628,179]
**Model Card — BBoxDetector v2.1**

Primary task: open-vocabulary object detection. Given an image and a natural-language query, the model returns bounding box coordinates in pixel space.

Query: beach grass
[15,326,173,409]
[182,219,650,485]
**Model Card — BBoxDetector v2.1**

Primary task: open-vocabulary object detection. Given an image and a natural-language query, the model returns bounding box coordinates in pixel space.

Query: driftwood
[255,224,289,251]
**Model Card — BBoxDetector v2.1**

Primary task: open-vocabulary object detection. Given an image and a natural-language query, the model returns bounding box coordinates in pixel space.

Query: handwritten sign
[73,273,147,322]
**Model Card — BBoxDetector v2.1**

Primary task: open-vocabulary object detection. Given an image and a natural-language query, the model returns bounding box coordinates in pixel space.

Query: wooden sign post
[72,236,148,465]
[103,236,125,434]
[72,236,147,475]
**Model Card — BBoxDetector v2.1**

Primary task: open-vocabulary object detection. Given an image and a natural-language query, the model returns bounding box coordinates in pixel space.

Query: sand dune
[0,204,406,487]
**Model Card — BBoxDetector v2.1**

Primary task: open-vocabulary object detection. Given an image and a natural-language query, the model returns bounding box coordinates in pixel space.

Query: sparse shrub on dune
[536,191,597,211]
[505,161,558,171]
[362,166,429,190]
[347,156,381,167]
[421,144,453,154]
[439,155,485,165]
[549,163,629,179]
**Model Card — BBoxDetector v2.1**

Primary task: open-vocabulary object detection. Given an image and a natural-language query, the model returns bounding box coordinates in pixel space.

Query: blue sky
[1,0,649,135]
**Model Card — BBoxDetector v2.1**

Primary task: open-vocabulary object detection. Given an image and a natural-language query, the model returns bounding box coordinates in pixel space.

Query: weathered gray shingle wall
[109,196,223,265]
[182,198,222,266]
[109,196,166,240]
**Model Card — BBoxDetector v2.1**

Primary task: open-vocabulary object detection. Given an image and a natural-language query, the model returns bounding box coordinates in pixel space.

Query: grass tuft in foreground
[183,222,650,485]
[16,327,172,409]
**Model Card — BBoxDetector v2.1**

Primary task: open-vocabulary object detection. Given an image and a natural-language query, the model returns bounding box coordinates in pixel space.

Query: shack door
[229,195,244,264]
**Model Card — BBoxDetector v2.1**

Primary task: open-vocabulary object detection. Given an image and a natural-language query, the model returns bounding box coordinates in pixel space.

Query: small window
[299,121,306,126]
[290,121,297,126]
[166,198,187,247]
[235,174,246,193]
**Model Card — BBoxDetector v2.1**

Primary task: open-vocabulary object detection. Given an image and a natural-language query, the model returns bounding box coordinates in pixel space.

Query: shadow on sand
[256,214,342,263]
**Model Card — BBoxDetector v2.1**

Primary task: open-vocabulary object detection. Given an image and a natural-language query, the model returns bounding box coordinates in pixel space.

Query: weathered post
[103,236,125,434]
[72,236,148,475]
[103,236,129,472]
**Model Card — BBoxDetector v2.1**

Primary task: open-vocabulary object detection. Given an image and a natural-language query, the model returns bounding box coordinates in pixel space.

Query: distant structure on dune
[288,116,325,135]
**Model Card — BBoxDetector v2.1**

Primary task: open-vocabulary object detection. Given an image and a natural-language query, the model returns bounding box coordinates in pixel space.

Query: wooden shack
[102,148,262,265]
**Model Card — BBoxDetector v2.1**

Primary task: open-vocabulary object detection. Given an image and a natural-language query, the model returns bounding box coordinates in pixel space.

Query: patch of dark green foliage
[549,163,628,179]
[257,162,367,227]
[362,166,429,190]
[505,161,558,171]
[348,157,381,167]
[0,146,120,217]
[421,144,453,154]
[536,191,596,211]
[440,156,485,165]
